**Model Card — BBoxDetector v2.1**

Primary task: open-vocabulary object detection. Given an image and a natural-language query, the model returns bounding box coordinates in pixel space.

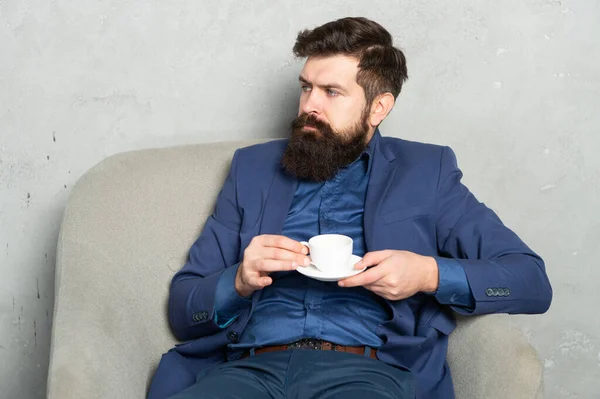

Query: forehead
[300,55,361,88]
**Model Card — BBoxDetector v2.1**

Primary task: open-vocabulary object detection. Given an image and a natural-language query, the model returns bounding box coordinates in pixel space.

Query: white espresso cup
[300,234,353,274]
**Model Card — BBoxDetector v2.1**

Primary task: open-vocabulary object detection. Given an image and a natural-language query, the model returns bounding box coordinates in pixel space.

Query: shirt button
[227,331,239,342]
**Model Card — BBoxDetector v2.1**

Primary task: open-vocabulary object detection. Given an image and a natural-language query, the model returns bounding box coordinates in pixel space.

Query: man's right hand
[235,235,310,297]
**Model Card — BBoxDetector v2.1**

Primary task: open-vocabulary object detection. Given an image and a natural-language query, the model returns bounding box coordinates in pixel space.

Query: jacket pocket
[426,310,456,336]
[382,205,431,225]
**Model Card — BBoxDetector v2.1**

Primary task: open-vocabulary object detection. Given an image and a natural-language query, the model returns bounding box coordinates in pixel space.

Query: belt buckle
[287,338,323,350]
[312,339,323,350]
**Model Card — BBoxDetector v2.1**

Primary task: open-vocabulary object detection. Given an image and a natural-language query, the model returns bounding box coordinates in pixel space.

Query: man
[148,17,552,399]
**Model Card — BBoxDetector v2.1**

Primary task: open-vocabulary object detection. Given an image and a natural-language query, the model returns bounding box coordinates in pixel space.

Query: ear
[368,93,395,127]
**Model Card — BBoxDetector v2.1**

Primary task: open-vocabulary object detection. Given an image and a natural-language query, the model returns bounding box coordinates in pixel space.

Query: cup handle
[299,241,314,268]
[300,241,310,253]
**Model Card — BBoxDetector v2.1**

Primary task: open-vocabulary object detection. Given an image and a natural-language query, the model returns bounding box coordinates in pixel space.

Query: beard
[280,110,370,182]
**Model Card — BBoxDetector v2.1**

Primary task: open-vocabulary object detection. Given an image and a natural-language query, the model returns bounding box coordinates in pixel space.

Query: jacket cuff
[213,263,252,328]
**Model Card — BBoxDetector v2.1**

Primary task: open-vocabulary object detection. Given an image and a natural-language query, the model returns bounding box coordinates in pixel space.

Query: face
[281,55,373,182]
[298,55,373,138]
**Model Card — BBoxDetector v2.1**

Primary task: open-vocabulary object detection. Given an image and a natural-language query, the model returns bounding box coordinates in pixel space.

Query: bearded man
[148,17,552,399]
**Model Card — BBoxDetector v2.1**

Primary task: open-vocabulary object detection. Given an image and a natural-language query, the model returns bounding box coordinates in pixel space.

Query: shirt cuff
[431,257,475,310]
[213,263,252,328]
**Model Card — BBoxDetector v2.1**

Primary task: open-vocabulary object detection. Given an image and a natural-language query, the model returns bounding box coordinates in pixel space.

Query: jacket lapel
[364,133,399,251]
[259,167,298,235]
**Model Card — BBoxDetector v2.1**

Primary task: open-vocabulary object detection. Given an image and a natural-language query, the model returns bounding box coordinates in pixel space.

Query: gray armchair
[47,140,544,398]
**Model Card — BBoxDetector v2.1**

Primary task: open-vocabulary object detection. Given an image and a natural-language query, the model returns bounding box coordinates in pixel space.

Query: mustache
[291,114,333,136]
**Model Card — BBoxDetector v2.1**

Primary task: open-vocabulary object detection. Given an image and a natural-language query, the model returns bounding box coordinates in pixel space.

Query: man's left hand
[338,250,439,301]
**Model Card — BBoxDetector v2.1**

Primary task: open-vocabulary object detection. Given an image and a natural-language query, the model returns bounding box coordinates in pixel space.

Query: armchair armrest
[448,314,544,399]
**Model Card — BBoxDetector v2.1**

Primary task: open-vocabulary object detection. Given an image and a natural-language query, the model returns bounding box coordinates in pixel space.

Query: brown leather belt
[241,338,377,360]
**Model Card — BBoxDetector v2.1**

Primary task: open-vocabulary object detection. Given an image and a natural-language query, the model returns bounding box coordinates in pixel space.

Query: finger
[355,250,394,269]
[338,265,386,288]
[361,285,397,301]
[258,276,272,287]
[364,284,411,301]
[353,258,365,270]
[362,282,385,291]
[245,275,272,289]
[360,283,383,296]
[253,258,298,273]
[260,235,309,255]
[263,247,310,266]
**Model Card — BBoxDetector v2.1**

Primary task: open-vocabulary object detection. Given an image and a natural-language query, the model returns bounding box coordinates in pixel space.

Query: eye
[301,85,311,92]
[327,89,339,97]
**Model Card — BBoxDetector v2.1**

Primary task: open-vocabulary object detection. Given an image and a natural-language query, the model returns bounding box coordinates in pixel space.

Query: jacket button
[503,288,510,296]
[491,288,499,296]
[227,331,239,342]
[192,313,199,322]
[485,288,494,297]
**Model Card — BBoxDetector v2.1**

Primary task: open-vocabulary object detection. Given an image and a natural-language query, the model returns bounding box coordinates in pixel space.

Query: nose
[300,91,321,116]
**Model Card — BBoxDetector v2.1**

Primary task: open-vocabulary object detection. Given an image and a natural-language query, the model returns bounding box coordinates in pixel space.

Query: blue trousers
[165,349,415,399]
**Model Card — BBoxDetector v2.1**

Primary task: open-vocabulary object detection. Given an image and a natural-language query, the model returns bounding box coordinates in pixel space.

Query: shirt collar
[349,128,378,175]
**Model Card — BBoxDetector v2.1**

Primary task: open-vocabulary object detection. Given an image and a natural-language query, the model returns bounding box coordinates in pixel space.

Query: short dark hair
[293,17,408,107]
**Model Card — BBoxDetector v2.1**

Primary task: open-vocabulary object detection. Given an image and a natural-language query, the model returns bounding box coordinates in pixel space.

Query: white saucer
[296,255,366,282]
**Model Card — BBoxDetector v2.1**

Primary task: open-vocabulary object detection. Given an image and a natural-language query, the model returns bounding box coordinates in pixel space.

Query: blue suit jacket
[150,133,552,399]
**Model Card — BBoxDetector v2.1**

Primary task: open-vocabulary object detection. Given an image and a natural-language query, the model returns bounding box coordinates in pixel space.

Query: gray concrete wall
[0,1,597,397]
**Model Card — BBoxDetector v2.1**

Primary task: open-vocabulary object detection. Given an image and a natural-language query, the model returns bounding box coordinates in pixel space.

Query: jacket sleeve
[434,146,552,315]
[168,149,251,341]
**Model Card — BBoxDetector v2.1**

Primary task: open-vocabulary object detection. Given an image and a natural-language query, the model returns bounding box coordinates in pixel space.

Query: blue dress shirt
[213,133,474,349]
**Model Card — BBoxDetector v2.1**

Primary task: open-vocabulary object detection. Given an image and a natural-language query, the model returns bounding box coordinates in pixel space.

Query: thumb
[355,250,393,269]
